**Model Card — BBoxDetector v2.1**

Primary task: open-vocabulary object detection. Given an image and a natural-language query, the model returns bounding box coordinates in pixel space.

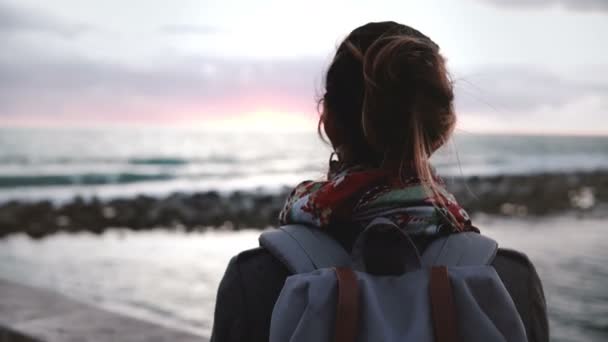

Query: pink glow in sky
[1,0,607,134]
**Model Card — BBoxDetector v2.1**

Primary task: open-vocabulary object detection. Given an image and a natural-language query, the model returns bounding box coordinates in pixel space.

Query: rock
[1,170,608,237]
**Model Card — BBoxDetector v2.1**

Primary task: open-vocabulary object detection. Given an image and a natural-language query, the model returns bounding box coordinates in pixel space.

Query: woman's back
[210,240,548,341]
[211,21,549,342]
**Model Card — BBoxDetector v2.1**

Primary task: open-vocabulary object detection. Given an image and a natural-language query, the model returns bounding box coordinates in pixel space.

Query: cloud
[0,56,325,121]
[453,66,608,113]
[477,0,608,12]
[452,66,608,133]
[0,42,606,133]
[160,24,221,35]
[0,1,90,38]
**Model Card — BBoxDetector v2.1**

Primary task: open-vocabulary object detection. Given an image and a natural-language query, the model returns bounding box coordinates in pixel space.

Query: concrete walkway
[0,279,203,341]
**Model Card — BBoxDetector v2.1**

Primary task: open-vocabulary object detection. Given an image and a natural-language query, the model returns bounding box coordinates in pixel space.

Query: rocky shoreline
[1,171,607,238]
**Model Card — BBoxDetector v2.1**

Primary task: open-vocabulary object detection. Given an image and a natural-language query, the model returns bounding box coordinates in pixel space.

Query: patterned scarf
[279,166,474,236]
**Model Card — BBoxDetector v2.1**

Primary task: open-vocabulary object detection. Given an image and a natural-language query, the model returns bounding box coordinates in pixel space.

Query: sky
[0,0,607,134]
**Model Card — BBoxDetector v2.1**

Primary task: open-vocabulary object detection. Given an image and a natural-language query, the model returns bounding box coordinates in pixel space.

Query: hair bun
[361,35,452,155]
[319,22,455,184]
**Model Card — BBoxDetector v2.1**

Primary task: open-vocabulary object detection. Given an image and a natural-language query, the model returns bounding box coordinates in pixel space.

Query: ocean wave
[127,158,190,166]
[0,169,288,188]
[0,155,246,166]
[0,173,176,188]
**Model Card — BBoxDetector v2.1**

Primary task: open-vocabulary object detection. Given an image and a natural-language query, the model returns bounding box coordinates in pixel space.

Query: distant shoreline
[1,170,606,238]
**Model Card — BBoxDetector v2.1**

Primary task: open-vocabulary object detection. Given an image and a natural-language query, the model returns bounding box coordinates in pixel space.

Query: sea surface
[0,216,606,342]
[1,127,608,202]
[1,128,607,341]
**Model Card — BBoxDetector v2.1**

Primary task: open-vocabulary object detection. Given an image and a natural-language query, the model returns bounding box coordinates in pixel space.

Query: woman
[211,21,548,342]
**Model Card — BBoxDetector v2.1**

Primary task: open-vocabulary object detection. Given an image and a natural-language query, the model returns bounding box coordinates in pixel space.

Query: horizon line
[1,122,607,137]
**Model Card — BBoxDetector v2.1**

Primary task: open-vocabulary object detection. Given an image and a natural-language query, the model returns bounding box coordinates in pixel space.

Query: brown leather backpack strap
[430,266,461,342]
[334,267,360,342]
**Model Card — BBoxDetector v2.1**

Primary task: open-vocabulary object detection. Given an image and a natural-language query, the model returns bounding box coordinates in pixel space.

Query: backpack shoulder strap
[259,224,352,274]
[421,232,498,267]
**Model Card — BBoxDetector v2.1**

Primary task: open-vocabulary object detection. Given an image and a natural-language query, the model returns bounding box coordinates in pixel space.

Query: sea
[0,127,607,341]
[1,127,608,202]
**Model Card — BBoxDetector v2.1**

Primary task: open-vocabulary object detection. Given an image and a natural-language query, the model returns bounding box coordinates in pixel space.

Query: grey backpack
[259,218,527,342]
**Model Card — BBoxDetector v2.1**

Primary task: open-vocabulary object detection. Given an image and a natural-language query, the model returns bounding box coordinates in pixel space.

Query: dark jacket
[211,229,549,342]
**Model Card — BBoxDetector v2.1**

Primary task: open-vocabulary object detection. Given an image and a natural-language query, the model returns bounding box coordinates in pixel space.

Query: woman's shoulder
[227,245,541,289]
[494,247,548,342]
[221,247,289,297]
[230,246,289,278]
[493,247,542,286]
[495,247,535,268]
[493,247,544,307]
[228,244,540,280]
[211,247,289,342]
